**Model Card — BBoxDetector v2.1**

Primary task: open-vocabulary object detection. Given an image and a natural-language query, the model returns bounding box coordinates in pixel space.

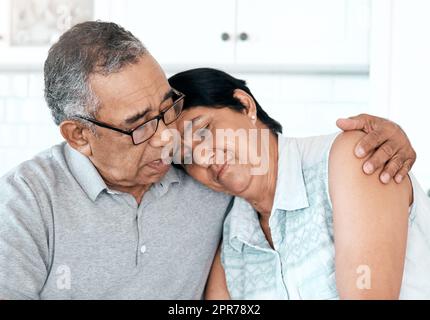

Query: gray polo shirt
[0,142,232,300]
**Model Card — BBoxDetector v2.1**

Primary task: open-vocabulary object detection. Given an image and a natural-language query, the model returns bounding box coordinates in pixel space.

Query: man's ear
[233,89,257,124]
[60,120,93,157]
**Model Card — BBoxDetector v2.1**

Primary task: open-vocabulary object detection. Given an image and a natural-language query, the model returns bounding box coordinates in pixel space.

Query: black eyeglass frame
[75,88,185,145]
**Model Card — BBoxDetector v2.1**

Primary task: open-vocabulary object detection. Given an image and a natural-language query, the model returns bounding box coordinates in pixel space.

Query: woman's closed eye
[183,146,193,164]
[194,126,209,137]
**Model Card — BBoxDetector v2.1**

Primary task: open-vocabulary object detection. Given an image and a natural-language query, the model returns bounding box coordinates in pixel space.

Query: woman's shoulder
[329,130,366,158]
[328,130,378,188]
[328,130,369,176]
[328,131,412,206]
[284,132,342,169]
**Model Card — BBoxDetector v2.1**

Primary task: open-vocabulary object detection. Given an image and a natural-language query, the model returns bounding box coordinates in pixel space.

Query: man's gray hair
[44,21,147,126]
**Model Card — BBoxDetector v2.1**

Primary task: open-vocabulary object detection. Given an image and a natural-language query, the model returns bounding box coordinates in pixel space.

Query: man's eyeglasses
[75,88,185,145]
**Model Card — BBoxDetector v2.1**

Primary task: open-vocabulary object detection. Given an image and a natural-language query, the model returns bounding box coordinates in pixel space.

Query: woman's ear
[233,89,257,124]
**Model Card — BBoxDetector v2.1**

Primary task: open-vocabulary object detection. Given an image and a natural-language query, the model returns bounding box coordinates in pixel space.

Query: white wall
[370,0,430,193]
[0,72,62,174]
[0,70,369,177]
[236,73,370,137]
[389,0,430,193]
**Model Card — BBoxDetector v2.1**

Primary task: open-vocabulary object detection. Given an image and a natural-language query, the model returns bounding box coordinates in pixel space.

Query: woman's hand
[336,114,416,184]
[204,246,231,300]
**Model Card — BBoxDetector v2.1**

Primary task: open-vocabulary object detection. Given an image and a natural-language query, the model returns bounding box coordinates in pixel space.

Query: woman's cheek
[186,166,212,187]
[220,164,253,195]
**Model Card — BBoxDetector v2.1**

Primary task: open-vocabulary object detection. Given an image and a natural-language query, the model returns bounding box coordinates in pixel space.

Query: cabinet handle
[221,32,231,41]
[427,189,430,198]
[239,32,249,41]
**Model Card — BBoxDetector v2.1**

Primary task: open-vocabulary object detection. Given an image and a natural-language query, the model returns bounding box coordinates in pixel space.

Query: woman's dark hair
[168,68,283,134]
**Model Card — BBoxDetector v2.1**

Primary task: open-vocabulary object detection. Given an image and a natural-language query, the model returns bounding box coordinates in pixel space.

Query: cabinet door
[0,0,100,68]
[236,0,370,66]
[109,0,236,65]
[0,0,10,47]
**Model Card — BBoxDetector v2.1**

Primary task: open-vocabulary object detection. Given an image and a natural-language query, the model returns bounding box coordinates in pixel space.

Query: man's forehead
[90,58,171,121]
[122,87,174,124]
[96,83,171,125]
[110,82,170,107]
[91,63,168,101]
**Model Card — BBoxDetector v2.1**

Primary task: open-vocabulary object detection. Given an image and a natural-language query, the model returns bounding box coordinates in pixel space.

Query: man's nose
[149,119,172,148]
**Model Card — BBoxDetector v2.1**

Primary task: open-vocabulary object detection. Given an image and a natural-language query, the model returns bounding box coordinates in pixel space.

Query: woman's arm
[204,246,231,300]
[329,131,413,299]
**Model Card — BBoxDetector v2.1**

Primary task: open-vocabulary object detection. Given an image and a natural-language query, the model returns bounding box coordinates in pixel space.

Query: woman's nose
[193,147,215,168]
[209,164,223,179]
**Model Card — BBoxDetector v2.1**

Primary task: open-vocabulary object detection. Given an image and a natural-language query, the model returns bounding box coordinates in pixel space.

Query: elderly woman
[168,68,430,300]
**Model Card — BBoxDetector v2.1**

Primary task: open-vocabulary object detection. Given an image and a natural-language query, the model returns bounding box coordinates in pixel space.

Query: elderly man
[0,21,417,299]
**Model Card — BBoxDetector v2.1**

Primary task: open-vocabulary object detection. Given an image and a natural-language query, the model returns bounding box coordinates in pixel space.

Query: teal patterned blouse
[221,133,430,300]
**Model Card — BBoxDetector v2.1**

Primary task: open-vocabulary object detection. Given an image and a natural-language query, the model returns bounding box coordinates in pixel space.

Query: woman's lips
[216,163,229,181]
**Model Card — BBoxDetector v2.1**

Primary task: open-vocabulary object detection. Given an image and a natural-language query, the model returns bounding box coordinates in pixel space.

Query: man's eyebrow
[124,89,174,125]
[124,109,151,125]
[161,89,175,104]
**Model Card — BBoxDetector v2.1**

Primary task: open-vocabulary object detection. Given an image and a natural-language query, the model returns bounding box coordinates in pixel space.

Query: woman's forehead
[179,107,212,121]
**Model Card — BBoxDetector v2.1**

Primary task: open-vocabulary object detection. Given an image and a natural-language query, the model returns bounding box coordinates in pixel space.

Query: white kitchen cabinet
[0,0,370,71]
[236,0,370,66]
[107,0,370,70]
[0,0,114,69]
[0,0,10,47]
[106,0,236,65]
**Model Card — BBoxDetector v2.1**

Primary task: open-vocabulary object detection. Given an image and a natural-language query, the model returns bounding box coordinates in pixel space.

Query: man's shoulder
[0,144,67,236]
[0,142,68,194]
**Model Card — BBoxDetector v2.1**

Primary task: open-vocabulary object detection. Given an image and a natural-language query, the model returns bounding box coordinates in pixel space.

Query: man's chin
[144,162,171,178]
